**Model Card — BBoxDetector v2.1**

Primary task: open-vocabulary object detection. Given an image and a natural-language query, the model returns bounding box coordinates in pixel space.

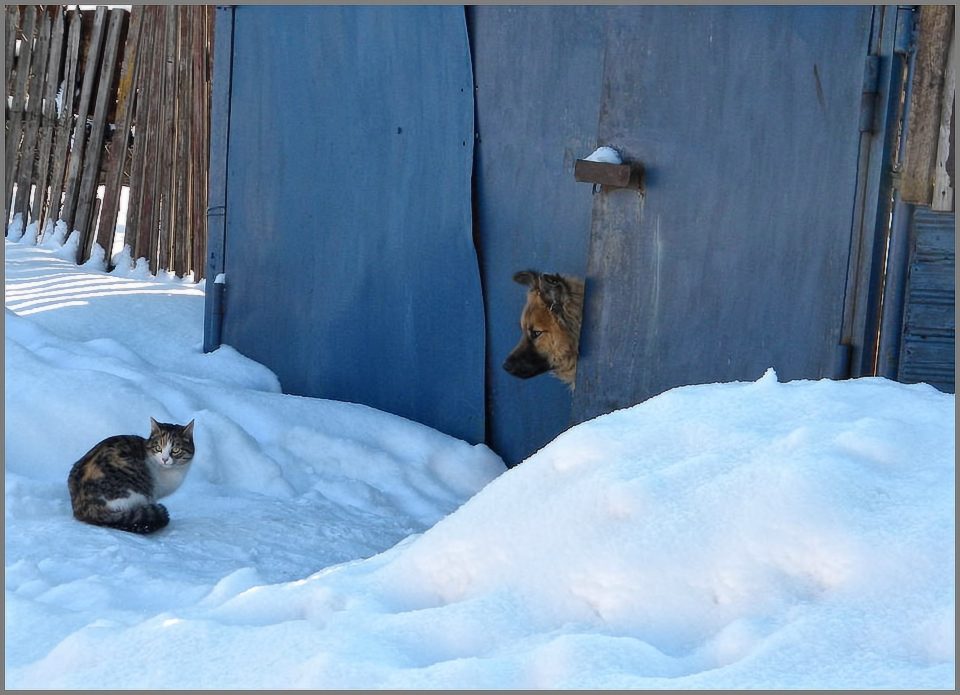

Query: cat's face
[148,418,195,468]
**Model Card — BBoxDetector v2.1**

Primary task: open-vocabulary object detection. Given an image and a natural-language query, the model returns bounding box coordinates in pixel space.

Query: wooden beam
[900,5,954,206]
[932,25,954,212]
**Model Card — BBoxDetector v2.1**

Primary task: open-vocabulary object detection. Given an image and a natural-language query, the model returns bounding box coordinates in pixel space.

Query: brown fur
[503,270,584,388]
[67,418,195,534]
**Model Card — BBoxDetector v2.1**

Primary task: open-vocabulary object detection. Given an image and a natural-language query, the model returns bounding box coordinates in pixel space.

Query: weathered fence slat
[13,6,51,219]
[190,7,212,279]
[5,6,36,218]
[157,4,177,273]
[60,5,107,228]
[4,7,17,94]
[173,5,191,277]
[96,4,142,255]
[32,6,65,227]
[130,5,164,266]
[76,7,125,261]
[44,7,82,232]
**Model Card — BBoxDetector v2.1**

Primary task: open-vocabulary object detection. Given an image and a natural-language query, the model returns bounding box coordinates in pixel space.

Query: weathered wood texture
[901,5,955,211]
[4,5,213,278]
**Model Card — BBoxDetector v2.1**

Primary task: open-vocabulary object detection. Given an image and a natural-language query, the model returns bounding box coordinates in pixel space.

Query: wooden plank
[98,5,142,258]
[900,5,954,205]
[14,7,53,221]
[45,7,82,228]
[60,5,107,235]
[172,5,191,277]
[32,5,65,227]
[75,7,125,261]
[191,5,213,279]
[5,6,36,222]
[126,6,157,260]
[133,6,167,267]
[156,5,178,273]
[5,6,18,105]
[932,26,954,212]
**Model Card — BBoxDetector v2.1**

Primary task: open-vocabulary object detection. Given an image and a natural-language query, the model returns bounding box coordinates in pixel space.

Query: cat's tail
[78,502,171,535]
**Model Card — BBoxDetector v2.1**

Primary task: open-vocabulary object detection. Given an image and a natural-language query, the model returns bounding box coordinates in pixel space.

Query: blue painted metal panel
[209,5,895,467]
[896,207,955,393]
[219,6,485,443]
[468,6,606,465]
[469,6,881,457]
[571,6,876,423]
[203,5,233,354]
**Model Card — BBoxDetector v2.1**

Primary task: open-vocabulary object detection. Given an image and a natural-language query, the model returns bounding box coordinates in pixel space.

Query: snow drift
[4,232,955,689]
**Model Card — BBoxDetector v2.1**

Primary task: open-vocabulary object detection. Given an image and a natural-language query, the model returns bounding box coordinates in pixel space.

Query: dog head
[503,270,584,387]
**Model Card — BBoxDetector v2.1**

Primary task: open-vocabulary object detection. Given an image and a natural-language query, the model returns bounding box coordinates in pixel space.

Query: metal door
[470,6,885,461]
[208,6,485,443]
[468,6,606,465]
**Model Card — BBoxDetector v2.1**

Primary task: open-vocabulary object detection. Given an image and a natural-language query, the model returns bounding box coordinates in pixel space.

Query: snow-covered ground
[4,224,955,689]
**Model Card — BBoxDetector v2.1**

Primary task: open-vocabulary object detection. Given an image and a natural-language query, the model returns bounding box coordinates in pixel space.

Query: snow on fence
[4,5,213,279]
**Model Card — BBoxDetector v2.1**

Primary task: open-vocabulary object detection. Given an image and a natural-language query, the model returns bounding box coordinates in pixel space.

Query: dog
[503,270,584,388]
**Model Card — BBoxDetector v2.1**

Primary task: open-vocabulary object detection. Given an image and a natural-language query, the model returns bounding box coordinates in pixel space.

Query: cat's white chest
[150,459,191,498]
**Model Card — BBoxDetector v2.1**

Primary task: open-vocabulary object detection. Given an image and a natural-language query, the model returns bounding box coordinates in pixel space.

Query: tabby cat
[67,418,196,534]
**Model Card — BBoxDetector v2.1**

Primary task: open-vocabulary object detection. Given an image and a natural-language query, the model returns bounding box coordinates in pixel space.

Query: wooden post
[932,25,954,212]
[900,5,955,208]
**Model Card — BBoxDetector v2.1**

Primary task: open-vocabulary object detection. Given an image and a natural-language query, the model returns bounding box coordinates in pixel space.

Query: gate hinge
[859,54,880,133]
[894,6,919,56]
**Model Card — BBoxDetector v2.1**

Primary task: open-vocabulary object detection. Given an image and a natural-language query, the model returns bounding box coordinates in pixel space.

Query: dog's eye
[530,329,544,340]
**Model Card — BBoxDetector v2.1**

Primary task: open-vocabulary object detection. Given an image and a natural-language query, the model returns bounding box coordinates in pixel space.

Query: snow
[4,229,955,689]
[584,146,623,164]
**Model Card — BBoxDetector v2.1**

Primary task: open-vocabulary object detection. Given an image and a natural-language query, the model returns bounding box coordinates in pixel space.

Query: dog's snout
[503,344,551,379]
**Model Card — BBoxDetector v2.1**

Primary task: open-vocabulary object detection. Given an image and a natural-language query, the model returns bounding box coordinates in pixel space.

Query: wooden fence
[4,5,213,279]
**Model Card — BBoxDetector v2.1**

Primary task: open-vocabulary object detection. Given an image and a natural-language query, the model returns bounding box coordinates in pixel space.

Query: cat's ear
[149,417,161,433]
[182,420,195,437]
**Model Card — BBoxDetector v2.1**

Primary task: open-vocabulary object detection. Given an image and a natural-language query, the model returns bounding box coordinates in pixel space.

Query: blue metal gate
[207,6,913,466]
[206,5,485,444]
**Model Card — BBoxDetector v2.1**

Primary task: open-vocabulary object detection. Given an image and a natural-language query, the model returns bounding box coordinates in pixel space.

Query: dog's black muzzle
[503,344,552,380]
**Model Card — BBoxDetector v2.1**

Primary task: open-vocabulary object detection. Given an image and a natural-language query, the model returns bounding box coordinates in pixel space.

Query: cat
[67,418,196,534]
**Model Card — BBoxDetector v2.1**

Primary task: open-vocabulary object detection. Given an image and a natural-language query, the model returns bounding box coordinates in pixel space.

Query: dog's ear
[513,270,540,289]
[538,273,571,314]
